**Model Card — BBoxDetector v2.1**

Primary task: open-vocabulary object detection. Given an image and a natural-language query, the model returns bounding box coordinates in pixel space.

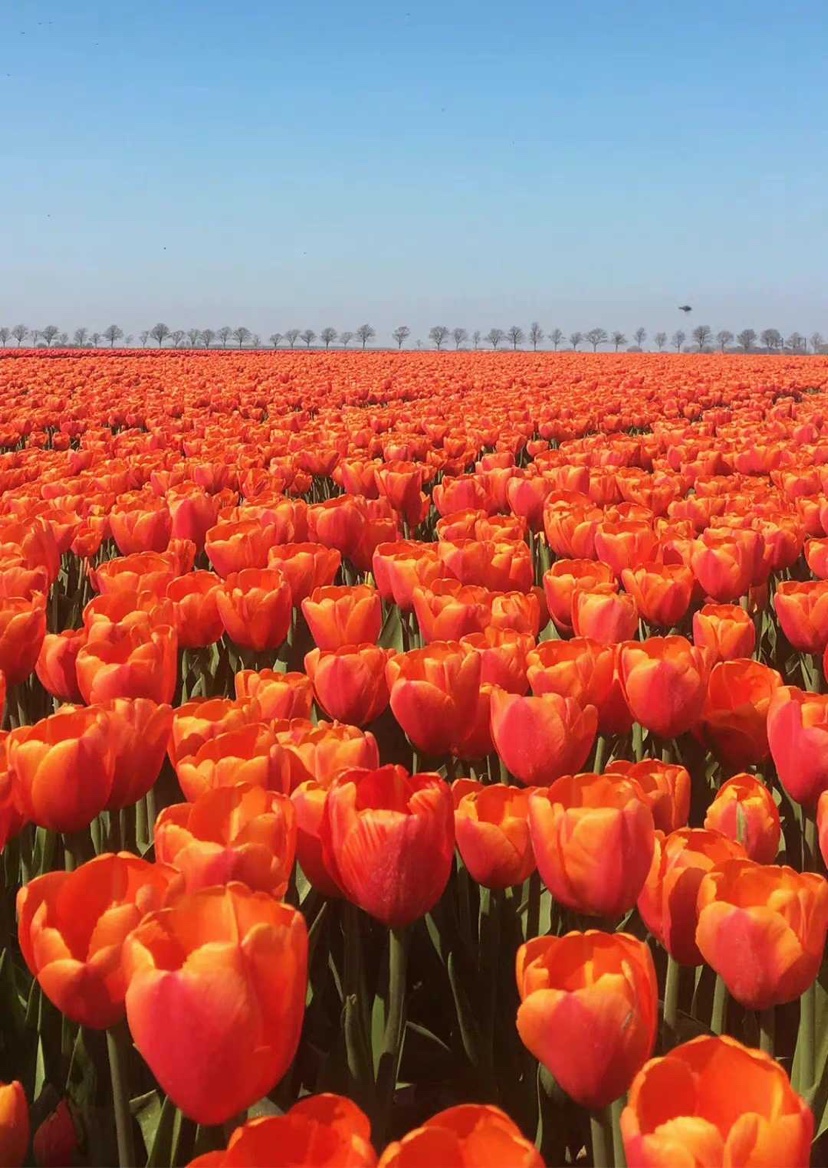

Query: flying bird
[678,305,693,313]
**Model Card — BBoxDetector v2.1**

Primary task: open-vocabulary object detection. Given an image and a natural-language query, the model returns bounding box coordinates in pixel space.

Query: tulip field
[5,346,828,1166]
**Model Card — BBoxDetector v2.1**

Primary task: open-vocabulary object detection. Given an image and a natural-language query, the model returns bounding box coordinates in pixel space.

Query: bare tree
[506,325,525,349]
[611,330,627,352]
[569,331,583,350]
[150,322,171,347]
[73,327,89,347]
[186,328,202,348]
[269,333,283,348]
[472,330,481,350]
[528,321,544,350]
[549,327,564,350]
[41,325,60,347]
[392,326,410,349]
[486,328,505,349]
[672,330,686,352]
[284,329,300,349]
[736,329,756,352]
[356,323,376,350]
[760,328,782,352]
[90,332,102,348]
[654,331,667,351]
[299,329,316,349]
[124,335,134,347]
[0,327,9,347]
[232,327,251,349]
[340,331,354,349]
[692,324,712,351]
[585,328,608,352]
[251,334,261,349]
[452,327,468,350]
[320,327,338,349]
[633,327,647,349]
[171,329,186,348]
[103,324,124,347]
[429,325,450,350]
[201,328,216,348]
[11,325,29,347]
[56,332,68,346]
[217,326,232,348]
[786,332,806,353]
[810,332,825,354]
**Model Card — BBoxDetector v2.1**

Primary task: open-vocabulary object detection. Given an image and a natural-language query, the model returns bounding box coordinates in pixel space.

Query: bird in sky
[678,305,693,313]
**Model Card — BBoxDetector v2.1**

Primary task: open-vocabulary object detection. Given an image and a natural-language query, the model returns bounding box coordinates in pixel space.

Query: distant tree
[585,328,608,352]
[392,326,410,349]
[692,324,712,351]
[11,325,29,347]
[737,329,756,352]
[472,330,481,350]
[569,331,583,351]
[452,327,468,350]
[56,332,69,346]
[41,325,60,347]
[810,332,825,354]
[716,330,734,352]
[654,331,667,351]
[284,330,300,349]
[549,328,564,351]
[672,330,686,352]
[0,328,9,347]
[217,326,232,348]
[486,328,505,350]
[73,327,89,347]
[201,328,216,348]
[186,328,202,348]
[103,324,124,347]
[269,333,283,348]
[429,325,450,350]
[786,332,806,353]
[90,332,102,348]
[760,328,782,352]
[611,331,627,352]
[321,327,338,349]
[299,329,316,349]
[150,323,171,347]
[138,330,149,348]
[232,327,251,349]
[506,325,525,350]
[250,334,261,349]
[528,321,544,350]
[340,331,354,349]
[171,330,186,348]
[356,323,376,350]
[633,327,647,349]
[124,335,134,347]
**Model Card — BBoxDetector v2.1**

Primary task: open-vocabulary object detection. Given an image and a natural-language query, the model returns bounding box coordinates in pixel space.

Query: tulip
[621,1035,812,1167]
[155,783,296,897]
[267,541,341,606]
[774,578,828,654]
[697,657,783,769]
[166,571,224,648]
[767,686,828,806]
[620,563,694,628]
[460,627,531,694]
[452,779,536,888]
[529,773,654,917]
[378,1104,543,1168]
[696,859,828,1008]
[516,931,657,1108]
[217,568,292,651]
[167,488,224,551]
[387,642,482,758]
[0,1082,29,1168]
[17,852,177,1029]
[32,1099,79,1168]
[0,593,47,685]
[411,580,492,643]
[124,883,307,1125]
[305,644,393,726]
[94,550,178,597]
[572,585,639,644]
[174,723,289,802]
[110,501,172,555]
[0,732,26,850]
[372,541,444,612]
[637,828,746,965]
[604,758,690,833]
[619,636,709,739]
[689,530,761,601]
[273,718,380,791]
[488,590,541,637]
[302,584,383,650]
[595,520,658,574]
[526,637,632,737]
[204,519,276,578]
[76,621,178,705]
[169,697,260,768]
[35,628,86,703]
[308,496,366,560]
[490,687,597,787]
[543,559,615,631]
[321,765,454,926]
[234,668,314,721]
[692,601,756,664]
[704,773,781,863]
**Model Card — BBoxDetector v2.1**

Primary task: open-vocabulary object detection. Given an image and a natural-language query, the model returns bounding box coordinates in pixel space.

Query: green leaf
[379,604,405,651]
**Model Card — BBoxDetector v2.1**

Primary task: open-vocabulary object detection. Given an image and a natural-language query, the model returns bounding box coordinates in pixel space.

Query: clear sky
[2,0,827,344]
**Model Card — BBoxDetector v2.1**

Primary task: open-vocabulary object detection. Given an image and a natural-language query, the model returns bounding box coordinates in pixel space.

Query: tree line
[0,321,825,353]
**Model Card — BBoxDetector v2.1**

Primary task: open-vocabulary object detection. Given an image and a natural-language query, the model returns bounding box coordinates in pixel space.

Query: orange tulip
[637,828,745,965]
[697,658,783,769]
[17,852,177,1028]
[217,568,292,651]
[460,627,531,694]
[387,642,481,757]
[595,520,658,574]
[696,859,828,1008]
[372,541,444,612]
[377,1104,542,1168]
[488,589,541,637]
[767,686,828,806]
[0,732,26,850]
[110,500,172,555]
[689,529,761,601]
[0,593,47,685]
[529,773,654,917]
[692,602,756,664]
[124,883,307,1125]
[76,620,178,704]
[175,723,289,802]
[774,578,828,653]
[267,541,342,606]
[619,636,709,738]
[321,765,454,926]
[543,498,602,559]
[704,773,781,862]
[101,697,173,810]
[490,687,597,787]
[8,706,115,832]
[805,536,828,580]
[526,637,632,736]
[204,518,276,578]
[452,779,536,888]
[411,579,492,643]
[169,697,260,768]
[604,758,690,833]
[167,488,225,551]
[516,931,657,1108]
[32,1099,79,1168]
[305,644,393,726]
[302,584,382,650]
[166,571,224,648]
[155,782,296,897]
[621,1035,812,1168]
[35,628,85,702]
[572,585,638,644]
[0,1082,29,1168]
[94,550,178,598]
[543,558,615,632]
[273,718,380,791]
[234,669,313,721]
[620,563,694,628]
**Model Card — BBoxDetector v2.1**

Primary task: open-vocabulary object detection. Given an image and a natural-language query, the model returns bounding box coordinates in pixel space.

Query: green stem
[593,734,607,775]
[479,887,501,1091]
[662,955,680,1048]
[611,1097,627,1168]
[798,982,815,1090]
[526,869,541,941]
[374,926,409,1147]
[107,1022,136,1168]
[590,1109,611,1168]
[711,974,728,1036]
[758,1006,775,1056]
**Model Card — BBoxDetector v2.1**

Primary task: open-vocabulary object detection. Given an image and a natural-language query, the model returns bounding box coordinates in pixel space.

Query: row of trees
[1,321,825,353]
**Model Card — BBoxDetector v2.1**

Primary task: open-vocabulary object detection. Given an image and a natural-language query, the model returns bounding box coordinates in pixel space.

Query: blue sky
[2,0,827,343]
